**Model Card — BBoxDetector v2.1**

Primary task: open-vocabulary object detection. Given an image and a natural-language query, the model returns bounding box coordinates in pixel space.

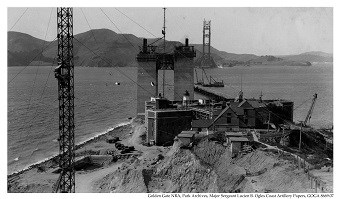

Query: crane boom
[54,7,75,193]
[303,93,317,126]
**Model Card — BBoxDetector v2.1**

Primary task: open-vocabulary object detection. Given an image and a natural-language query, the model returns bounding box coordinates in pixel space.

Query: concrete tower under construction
[174,38,196,101]
[136,39,158,116]
[136,38,196,116]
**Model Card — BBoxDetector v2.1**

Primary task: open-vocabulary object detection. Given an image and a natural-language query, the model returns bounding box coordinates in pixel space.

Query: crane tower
[54,7,75,193]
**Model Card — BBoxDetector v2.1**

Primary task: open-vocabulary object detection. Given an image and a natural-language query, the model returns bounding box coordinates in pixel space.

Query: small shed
[191,119,213,132]
[177,131,196,146]
[229,137,250,155]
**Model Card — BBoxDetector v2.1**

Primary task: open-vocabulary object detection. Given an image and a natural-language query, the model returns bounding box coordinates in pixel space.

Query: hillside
[192,44,259,62]
[279,51,333,63]
[8,30,333,67]
[8,32,55,66]
[8,30,184,67]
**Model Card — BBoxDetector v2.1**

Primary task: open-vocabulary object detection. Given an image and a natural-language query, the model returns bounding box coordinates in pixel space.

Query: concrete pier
[137,62,158,115]
[174,38,196,101]
[136,39,158,115]
[174,59,194,101]
[136,38,196,116]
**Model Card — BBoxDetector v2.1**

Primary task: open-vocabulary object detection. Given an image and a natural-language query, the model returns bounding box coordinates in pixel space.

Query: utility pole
[299,122,303,151]
[267,112,271,133]
[54,7,75,193]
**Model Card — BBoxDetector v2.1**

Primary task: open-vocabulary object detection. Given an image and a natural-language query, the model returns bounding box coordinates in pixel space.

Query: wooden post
[315,180,317,193]
[267,112,271,133]
[299,123,302,151]
[303,159,305,170]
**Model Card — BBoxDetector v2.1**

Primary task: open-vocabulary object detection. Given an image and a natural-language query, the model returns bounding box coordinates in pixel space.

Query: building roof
[212,106,229,124]
[237,100,250,108]
[192,119,214,128]
[225,132,244,137]
[247,100,266,108]
[229,102,244,115]
[178,133,195,138]
[180,131,197,134]
[229,137,249,142]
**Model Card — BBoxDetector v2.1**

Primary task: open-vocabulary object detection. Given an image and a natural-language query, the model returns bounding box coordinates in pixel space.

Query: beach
[7,119,137,192]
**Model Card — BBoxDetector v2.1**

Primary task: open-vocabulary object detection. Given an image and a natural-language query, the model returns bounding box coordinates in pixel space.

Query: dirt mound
[94,140,219,193]
[233,150,276,174]
[192,138,226,166]
[153,144,218,193]
[191,137,248,192]
[8,182,52,193]
[231,150,315,193]
[94,159,148,193]
[90,132,324,193]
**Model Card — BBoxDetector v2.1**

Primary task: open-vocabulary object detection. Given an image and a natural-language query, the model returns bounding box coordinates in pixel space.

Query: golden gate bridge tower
[199,20,216,68]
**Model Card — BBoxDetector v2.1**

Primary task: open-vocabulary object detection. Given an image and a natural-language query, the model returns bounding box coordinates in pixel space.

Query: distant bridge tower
[202,20,211,62]
[200,20,216,68]
[54,7,75,193]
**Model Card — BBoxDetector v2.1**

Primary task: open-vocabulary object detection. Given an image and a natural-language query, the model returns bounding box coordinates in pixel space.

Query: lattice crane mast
[54,7,75,193]
[303,93,318,127]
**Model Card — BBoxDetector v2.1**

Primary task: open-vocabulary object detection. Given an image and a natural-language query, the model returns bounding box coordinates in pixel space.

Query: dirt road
[75,163,122,193]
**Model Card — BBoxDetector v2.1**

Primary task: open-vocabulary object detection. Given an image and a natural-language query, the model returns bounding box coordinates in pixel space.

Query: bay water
[7,63,332,174]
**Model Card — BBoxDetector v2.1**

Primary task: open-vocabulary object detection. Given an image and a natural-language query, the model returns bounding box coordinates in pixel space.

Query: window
[227,113,231,123]
[244,110,248,125]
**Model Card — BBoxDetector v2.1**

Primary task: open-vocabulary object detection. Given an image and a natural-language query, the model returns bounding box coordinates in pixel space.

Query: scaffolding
[54,7,75,193]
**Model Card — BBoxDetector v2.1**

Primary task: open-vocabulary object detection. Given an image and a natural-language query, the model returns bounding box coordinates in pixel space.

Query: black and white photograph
[4,1,337,196]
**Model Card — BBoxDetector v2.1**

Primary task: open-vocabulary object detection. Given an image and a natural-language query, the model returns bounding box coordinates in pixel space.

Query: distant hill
[279,51,333,63]
[192,44,259,62]
[7,30,333,67]
[8,31,55,66]
[8,29,184,67]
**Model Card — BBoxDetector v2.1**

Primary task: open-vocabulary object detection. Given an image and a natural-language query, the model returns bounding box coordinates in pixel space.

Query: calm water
[201,63,333,128]
[7,63,333,174]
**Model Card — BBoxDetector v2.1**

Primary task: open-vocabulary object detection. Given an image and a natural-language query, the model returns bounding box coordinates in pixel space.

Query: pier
[194,85,233,101]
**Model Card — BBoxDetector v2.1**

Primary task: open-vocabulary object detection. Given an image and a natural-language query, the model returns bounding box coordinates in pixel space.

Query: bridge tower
[200,20,216,68]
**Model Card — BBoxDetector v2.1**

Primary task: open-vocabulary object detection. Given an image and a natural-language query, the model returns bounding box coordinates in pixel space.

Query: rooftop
[180,131,197,134]
[229,137,249,142]
[225,132,244,137]
[192,119,214,128]
[178,133,195,138]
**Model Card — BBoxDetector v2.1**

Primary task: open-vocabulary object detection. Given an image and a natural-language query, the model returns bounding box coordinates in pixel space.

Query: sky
[7,7,333,56]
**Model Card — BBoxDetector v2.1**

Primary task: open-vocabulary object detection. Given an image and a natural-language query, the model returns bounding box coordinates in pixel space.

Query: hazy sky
[8,7,333,55]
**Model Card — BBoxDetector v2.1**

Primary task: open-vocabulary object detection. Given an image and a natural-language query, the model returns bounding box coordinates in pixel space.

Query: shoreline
[7,120,133,178]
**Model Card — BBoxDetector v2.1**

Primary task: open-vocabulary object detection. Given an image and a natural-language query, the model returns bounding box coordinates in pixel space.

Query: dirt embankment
[91,129,328,193]
[93,140,219,193]
[8,120,332,193]
[191,135,320,193]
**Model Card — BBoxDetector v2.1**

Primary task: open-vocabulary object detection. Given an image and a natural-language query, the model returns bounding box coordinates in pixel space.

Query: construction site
[7,7,333,194]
